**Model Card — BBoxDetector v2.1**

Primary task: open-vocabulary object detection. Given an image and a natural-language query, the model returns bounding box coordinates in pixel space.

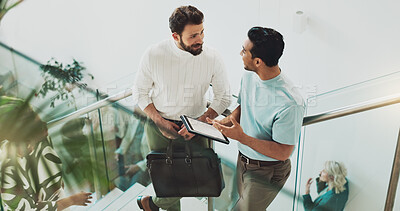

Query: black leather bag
[146,141,224,197]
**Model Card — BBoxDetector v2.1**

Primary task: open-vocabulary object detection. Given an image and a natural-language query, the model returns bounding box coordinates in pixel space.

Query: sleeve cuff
[209,104,225,116]
[209,98,231,116]
[303,194,312,201]
[138,100,151,111]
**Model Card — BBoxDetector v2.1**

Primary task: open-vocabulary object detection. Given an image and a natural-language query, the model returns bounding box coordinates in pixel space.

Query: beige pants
[233,155,291,211]
[145,118,208,211]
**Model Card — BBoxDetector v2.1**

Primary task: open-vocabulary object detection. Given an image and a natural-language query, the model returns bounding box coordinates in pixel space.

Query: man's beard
[179,38,203,56]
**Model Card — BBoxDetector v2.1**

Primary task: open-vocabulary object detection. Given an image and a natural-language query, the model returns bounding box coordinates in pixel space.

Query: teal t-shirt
[237,72,305,161]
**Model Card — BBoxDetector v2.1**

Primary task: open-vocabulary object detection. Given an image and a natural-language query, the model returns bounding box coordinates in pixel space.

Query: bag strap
[165,140,193,165]
[184,141,192,165]
[166,140,173,164]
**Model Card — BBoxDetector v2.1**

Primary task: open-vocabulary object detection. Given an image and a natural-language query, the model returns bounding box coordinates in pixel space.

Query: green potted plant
[36,58,94,109]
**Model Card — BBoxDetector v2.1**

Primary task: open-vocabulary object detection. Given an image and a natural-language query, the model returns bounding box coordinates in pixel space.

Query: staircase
[70,183,208,211]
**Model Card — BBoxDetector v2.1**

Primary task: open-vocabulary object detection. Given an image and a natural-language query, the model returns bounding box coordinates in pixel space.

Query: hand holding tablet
[180,115,229,144]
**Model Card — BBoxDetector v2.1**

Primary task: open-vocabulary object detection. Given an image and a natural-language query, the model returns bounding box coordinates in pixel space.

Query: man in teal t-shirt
[210,27,305,210]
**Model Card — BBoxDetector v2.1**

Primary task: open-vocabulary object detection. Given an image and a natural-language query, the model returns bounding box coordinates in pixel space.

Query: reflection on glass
[302,161,349,211]
[298,71,400,211]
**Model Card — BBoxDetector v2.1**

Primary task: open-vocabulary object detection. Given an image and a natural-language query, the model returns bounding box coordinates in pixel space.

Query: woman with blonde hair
[303,161,349,211]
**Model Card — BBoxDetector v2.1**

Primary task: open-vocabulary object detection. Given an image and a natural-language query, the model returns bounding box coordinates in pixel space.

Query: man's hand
[154,118,180,139]
[206,117,222,125]
[178,124,195,140]
[179,113,217,141]
[212,116,245,141]
[197,107,218,123]
[143,103,180,139]
[125,164,141,177]
[305,178,313,195]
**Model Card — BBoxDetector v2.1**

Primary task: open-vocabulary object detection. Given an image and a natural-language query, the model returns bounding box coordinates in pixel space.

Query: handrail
[47,89,133,128]
[303,93,400,126]
[47,87,234,128]
[48,86,400,129]
[0,41,42,66]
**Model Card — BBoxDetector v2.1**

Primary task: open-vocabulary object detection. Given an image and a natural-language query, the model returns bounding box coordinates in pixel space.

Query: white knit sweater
[133,39,231,120]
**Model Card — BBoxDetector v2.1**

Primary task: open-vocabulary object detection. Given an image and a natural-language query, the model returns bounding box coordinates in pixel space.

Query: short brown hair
[169,5,204,35]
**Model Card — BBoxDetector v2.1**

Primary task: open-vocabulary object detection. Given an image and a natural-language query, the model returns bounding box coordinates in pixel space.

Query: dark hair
[169,5,204,35]
[248,27,284,67]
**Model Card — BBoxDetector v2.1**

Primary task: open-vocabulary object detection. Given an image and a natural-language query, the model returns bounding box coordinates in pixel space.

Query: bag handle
[165,140,193,165]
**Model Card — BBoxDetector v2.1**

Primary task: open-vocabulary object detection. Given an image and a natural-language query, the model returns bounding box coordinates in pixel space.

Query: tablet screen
[181,115,229,144]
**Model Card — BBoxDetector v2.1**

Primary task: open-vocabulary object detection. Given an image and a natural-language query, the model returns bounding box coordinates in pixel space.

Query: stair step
[119,184,155,210]
[119,184,208,211]
[181,197,208,211]
[103,183,146,210]
[87,188,124,211]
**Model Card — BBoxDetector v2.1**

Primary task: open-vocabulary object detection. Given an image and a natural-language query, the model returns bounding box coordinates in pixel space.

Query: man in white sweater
[133,5,231,211]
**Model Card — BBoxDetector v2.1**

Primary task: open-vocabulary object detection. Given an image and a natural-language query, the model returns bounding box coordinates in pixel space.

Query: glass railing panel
[394,173,400,211]
[85,102,151,204]
[1,41,112,209]
[88,94,244,209]
[47,115,96,195]
[1,40,146,208]
[0,43,42,99]
[46,107,129,205]
[0,98,103,210]
[30,85,100,123]
[98,72,136,97]
[298,104,400,211]
[212,94,240,210]
[297,72,400,211]
[43,103,135,208]
[0,41,100,122]
[0,44,18,98]
[37,88,100,123]
[306,70,400,116]
[0,43,15,74]
[7,50,42,94]
[95,77,243,209]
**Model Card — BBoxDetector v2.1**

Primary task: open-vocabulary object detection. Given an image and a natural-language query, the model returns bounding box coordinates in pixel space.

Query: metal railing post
[384,129,400,211]
[208,139,215,211]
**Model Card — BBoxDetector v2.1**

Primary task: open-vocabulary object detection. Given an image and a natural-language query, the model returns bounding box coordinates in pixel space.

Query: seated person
[303,161,349,211]
[0,96,92,211]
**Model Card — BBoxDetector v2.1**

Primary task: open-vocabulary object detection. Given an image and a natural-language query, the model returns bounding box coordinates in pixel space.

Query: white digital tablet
[180,115,229,144]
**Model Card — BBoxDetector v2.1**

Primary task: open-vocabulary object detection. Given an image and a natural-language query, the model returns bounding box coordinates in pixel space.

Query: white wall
[1,0,400,210]
[2,0,400,96]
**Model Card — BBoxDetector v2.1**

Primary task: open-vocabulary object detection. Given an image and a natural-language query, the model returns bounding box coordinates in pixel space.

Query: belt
[239,152,285,166]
